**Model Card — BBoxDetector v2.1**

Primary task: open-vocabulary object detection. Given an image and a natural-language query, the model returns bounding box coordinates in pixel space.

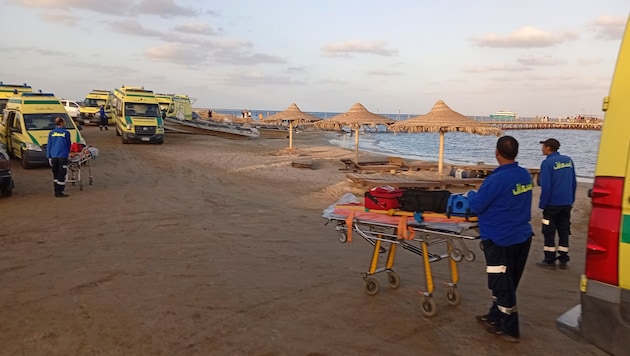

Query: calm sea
[212,108,600,181]
[329,129,600,182]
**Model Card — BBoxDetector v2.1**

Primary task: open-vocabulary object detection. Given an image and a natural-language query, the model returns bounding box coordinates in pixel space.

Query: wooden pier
[478,121,602,130]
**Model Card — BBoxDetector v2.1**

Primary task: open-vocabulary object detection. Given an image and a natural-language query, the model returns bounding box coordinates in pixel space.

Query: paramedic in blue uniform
[99,104,108,131]
[467,135,533,343]
[46,117,72,198]
[537,138,576,269]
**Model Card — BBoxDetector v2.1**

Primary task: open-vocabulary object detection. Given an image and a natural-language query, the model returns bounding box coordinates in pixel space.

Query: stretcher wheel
[445,286,461,306]
[79,181,83,191]
[363,277,380,296]
[89,177,93,185]
[449,248,463,262]
[337,231,347,243]
[464,251,475,262]
[421,297,437,317]
[387,271,401,289]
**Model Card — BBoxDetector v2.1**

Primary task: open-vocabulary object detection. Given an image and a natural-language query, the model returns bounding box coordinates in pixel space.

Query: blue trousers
[51,157,68,195]
[482,236,532,337]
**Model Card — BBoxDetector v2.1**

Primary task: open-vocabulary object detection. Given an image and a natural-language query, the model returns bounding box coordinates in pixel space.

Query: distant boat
[164,116,259,139]
[489,111,519,121]
[244,123,291,139]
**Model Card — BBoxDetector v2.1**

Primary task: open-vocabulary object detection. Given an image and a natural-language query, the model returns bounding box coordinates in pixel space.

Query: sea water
[328,129,601,182]
[211,108,600,181]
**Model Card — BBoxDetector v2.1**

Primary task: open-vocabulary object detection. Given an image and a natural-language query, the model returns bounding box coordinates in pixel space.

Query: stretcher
[66,147,96,190]
[323,200,479,317]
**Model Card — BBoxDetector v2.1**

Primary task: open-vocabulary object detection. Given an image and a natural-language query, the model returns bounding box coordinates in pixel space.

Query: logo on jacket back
[553,161,573,170]
[512,183,533,195]
[51,132,66,137]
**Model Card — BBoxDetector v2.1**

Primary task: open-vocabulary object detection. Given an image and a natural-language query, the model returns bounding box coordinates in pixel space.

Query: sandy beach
[0,127,605,355]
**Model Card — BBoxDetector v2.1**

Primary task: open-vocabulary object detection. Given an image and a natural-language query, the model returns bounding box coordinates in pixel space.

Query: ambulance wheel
[363,277,379,296]
[337,231,347,243]
[387,270,401,289]
[465,250,476,262]
[446,286,461,306]
[20,152,31,169]
[421,297,437,317]
[450,248,463,262]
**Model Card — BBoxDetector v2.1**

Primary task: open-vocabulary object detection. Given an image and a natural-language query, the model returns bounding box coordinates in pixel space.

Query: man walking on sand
[536,138,576,270]
[99,104,108,131]
[467,135,533,343]
[47,117,72,198]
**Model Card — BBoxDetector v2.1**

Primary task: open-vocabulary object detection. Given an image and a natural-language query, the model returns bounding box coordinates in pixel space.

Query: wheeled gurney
[323,202,479,317]
[66,147,96,190]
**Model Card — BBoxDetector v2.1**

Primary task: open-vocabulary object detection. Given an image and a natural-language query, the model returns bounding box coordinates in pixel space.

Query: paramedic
[99,105,108,130]
[46,117,72,198]
[536,138,576,270]
[467,135,533,343]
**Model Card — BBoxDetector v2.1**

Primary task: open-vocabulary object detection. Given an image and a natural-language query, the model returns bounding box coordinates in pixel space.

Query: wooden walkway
[346,173,485,191]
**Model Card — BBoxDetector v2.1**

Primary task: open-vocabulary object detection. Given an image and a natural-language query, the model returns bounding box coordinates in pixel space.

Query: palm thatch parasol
[315,103,394,162]
[261,103,323,149]
[389,100,502,175]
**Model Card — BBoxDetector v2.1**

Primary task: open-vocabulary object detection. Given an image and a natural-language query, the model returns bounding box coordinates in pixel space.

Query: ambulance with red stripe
[556,15,630,356]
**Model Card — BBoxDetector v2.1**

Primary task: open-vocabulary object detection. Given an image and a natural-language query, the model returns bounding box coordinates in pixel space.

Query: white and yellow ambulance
[557,15,630,356]
[0,92,85,169]
[112,86,164,144]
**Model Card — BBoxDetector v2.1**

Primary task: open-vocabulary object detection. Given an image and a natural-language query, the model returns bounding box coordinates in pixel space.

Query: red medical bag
[364,186,403,210]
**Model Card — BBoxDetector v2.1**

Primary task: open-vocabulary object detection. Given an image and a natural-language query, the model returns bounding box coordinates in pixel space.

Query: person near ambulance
[46,117,71,198]
[536,138,577,270]
[99,104,108,131]
[466,135,534,343]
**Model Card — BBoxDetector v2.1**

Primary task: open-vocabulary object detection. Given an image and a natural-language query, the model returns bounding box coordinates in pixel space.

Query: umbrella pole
[355,128,359,162]
[289,121,294,149]
[438,132,445,175]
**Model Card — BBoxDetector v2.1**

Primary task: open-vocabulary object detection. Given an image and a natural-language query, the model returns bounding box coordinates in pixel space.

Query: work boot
[536,260,556,270]
[486,326,520,343]
[476,314,498,327]
[559,261,568,270]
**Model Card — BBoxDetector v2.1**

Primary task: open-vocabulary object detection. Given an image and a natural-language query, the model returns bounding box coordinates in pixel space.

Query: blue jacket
[46,127,71,158]
[468,163,533,247]
[538,151,576,209]
[99,106,106,118]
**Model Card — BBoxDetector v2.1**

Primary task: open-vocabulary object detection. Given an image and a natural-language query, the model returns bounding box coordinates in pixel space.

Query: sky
[0,0,628,118]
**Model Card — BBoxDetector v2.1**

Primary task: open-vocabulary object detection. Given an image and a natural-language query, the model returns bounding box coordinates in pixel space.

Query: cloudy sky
[0,0,628,117]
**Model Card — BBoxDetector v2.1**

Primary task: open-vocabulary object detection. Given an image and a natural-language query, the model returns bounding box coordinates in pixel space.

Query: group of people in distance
[467,135,576,343]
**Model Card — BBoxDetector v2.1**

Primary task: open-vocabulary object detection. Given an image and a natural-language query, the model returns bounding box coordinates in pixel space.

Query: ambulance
[0,92,85,169]
[112,86,164,144]
[0,82,32,120]
[556,15,630,356]
[156,93,194,121]
[79,89,114,125]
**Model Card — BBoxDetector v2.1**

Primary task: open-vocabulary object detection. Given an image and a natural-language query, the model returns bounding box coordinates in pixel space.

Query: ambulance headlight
[126,123,133,130]
[25,142,42,151]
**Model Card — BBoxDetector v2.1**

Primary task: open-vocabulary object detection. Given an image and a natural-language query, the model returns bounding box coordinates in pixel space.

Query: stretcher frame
[324,211,478,317]
[66,148,94,190]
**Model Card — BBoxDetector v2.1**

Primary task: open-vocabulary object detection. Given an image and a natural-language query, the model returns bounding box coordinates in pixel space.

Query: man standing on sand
[99,104,108,131]
[536,138,577,270]
[467,135,533,343]
[47,117,72,198]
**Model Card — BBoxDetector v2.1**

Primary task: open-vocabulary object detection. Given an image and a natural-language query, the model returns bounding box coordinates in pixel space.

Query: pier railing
[475,119,602,130]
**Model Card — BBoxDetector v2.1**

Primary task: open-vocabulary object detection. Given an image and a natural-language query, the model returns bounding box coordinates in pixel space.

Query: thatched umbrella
[389,100,502,175]
[261,103,322,149]
[315,103,394,162]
